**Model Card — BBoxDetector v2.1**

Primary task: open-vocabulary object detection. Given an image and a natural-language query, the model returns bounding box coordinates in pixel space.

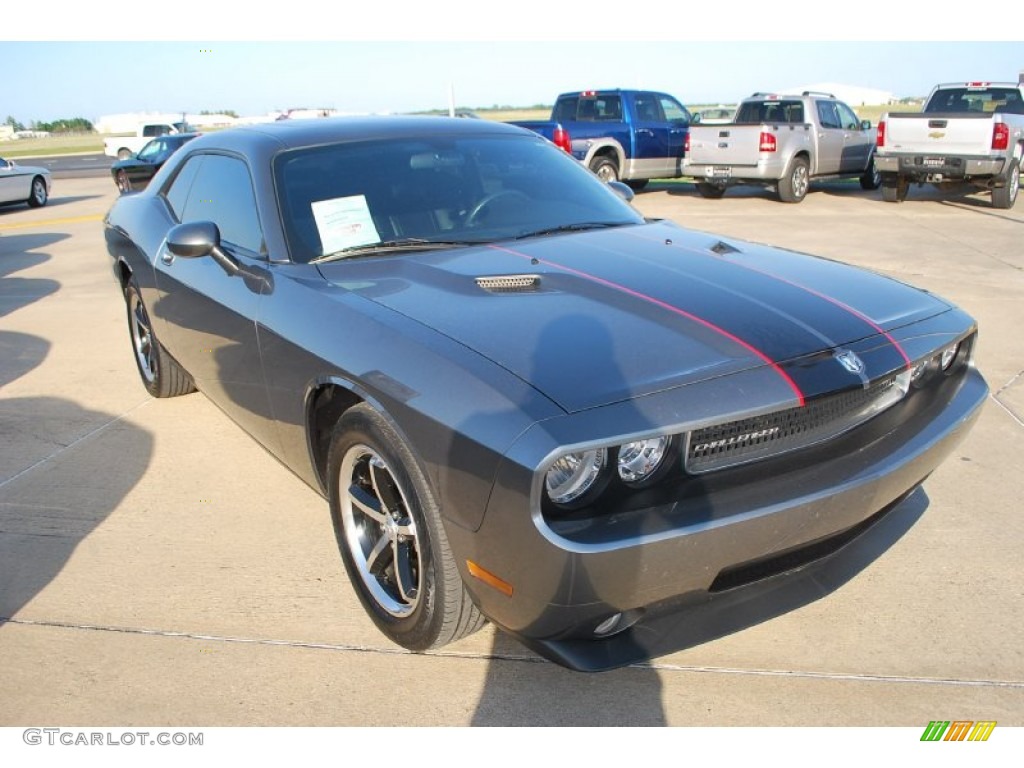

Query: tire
[695,182,727,199]
[625,179,649,191]
[26,176,48,208]
[778,156,809,203]
[860,157,882,190]
[590,156,619,183]
[992,162,1019,210]
[124,281,195,398]
[881,176,909,203]
[115,169,132,194]
[117,148,132,161]
[328,403,485,651]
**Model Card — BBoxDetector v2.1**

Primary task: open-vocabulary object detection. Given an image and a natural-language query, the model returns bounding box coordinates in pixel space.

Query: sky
[2,5,1022,123]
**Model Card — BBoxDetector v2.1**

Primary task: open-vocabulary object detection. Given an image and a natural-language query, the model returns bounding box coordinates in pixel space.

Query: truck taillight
[877,120,886,148]
[553,127,572,153]
[758,131,776,152]
[992,123,1009,151]
[685,132,690,154]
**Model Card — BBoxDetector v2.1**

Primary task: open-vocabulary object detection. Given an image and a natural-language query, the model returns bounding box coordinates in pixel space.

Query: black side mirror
[166,221,240,277]
[861,119,872,130]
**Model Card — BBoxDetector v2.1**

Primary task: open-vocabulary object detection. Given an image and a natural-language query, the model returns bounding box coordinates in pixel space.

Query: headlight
[617,436,673,486]
[545,448,608,506]
[940,342,959,371]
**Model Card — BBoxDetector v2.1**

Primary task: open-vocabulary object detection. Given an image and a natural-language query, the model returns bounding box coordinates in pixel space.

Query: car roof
[193,115,534,155]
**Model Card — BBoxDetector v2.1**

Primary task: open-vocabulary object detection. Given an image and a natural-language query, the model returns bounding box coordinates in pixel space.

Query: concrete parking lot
[1,175,1022,726]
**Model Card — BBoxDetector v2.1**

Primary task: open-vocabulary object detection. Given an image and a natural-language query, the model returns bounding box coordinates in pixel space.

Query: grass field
[0,104,911,158]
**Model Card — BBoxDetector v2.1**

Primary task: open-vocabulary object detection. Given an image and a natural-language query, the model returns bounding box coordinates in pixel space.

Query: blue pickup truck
[511,89,692,189]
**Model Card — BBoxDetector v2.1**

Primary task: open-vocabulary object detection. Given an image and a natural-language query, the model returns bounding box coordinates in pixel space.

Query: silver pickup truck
[683,92,880,203]
[875,82,1024,209]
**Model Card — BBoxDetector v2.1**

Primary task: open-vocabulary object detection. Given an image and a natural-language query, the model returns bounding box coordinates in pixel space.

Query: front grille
[685,373,909,474]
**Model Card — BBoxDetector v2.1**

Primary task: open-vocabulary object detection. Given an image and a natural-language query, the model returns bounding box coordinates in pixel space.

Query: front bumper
[447,363,987,671]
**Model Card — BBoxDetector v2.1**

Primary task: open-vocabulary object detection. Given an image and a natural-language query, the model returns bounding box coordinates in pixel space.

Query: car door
[630,93,672,177]
[152,151,280,450]
[0,157,28,204]
[835,100,873,173]
[813,100,845,175]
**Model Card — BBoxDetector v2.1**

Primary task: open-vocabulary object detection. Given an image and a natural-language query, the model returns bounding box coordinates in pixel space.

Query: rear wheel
[625,179,649,191]
[695,182,727,199]
[124,281,195,398]
[992,162,1019,209]
[328,404,485,651]
[590,156,619,183]
[116,169,132,194]
[778,157,809,203]
[882,175,910,203]
[27,176,48,207]
[117,148,132,160]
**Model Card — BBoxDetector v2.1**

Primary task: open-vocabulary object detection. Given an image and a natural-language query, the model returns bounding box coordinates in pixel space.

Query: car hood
[317,221,950,413]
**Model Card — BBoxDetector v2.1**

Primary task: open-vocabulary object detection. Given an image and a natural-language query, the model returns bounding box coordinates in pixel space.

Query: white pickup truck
[103,122,189,160]
[683,91,880,203]
[875,82,1024,208]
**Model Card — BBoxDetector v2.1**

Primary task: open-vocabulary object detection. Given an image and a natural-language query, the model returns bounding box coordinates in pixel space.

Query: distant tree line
[200,109,239,118]
[5,115,95,134]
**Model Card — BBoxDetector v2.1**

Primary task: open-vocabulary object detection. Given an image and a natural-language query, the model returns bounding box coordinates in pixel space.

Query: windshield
[274,133,644,264]
[925,87,1024,114]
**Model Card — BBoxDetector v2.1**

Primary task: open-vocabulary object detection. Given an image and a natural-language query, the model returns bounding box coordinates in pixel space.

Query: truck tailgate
[687,124,766,166]
[884,112,995,155]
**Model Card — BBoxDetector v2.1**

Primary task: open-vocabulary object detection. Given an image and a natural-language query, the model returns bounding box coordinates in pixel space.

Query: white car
[0,157,51,208]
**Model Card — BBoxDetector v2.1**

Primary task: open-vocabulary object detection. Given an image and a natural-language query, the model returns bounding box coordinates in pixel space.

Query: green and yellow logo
[921,721,996,742]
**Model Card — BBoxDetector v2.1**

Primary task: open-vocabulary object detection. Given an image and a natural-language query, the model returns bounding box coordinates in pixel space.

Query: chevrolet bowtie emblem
[929,131,946,139]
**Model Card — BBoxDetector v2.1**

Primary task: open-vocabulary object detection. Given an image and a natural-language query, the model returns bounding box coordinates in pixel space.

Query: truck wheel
[696,182,727,199]
[117,148,133,160]
[860,158,882,190]
[992,162,1019,210]
[882,177,909,203]
[625,179,649,191]
[778,157,809,203]
[590,157,619,183]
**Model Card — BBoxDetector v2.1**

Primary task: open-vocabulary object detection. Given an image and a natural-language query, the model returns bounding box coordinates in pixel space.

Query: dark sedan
[103,117,987,670]
[110,133,198,193]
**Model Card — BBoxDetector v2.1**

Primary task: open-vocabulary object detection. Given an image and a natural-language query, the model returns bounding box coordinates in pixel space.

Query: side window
[816,101,842,130]
[593,96,622,121]
[180,155,264,255]
[163,154,203,221]
[658,96,690,123]
[836,102,861,130]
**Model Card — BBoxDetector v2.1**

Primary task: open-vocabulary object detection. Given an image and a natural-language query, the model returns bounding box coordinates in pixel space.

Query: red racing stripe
[487,243,806,407]
[624,229,913,369]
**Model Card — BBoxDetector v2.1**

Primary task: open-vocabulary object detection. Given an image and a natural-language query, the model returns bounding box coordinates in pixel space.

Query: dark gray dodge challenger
[104,116,987,671]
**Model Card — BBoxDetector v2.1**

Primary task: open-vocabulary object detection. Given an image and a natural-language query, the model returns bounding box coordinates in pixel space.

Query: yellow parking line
[0,213,104,232]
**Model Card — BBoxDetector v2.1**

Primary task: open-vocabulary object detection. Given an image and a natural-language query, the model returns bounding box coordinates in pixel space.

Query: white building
[777,83,898,106]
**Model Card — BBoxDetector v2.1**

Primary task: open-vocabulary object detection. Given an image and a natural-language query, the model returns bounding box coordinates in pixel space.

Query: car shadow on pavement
[0,394,154,627]
[0,233,64,316]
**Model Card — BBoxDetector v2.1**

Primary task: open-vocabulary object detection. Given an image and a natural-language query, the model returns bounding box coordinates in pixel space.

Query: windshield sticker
[311,195,380,255]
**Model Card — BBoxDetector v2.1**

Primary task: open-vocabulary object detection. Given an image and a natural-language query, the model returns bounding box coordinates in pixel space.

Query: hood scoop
[475,274,541,293]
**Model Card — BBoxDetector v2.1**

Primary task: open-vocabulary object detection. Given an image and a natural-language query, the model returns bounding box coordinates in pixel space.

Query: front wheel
[860,158,882,190]
[116,169,132,194]
[328,404,485,651]
[27,176,48,208]
[778,157,809,203]
[590,156,619,183]
[992,162,1019,210]
[124,281,195,398]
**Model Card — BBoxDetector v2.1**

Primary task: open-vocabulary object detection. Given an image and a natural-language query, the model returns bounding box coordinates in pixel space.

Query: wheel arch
[581,139,626,173]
